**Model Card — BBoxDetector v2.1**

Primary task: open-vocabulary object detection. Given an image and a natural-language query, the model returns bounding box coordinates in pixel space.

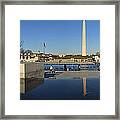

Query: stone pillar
[82,20,87,56]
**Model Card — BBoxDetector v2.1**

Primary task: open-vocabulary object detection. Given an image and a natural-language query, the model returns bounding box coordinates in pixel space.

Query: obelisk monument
[82,20,87,56]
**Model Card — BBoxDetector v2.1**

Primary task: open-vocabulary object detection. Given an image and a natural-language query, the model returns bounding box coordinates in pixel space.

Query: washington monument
[82,20,87,56]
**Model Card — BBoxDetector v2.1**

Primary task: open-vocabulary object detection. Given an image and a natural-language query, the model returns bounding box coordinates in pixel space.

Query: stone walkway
[55,71,100,79]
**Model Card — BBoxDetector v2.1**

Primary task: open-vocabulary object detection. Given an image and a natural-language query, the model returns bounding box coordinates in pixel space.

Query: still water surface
[20,77,100,100]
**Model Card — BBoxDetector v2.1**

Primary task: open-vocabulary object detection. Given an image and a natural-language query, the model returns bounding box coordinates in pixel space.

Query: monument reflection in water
[83,78,87,96]
[20,76,100,100]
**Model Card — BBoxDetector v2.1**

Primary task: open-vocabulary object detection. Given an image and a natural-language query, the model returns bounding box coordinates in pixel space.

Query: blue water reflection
[20,77,100,100]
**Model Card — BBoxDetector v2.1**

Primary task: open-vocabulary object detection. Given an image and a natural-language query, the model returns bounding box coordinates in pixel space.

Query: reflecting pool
[20,77,100,100]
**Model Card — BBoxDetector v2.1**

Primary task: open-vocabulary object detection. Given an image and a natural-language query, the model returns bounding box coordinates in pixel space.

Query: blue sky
[20,20,100,55]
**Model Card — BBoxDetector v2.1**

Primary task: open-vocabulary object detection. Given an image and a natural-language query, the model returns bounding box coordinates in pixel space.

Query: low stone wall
[20,62,44,79]
[20,78,44,94]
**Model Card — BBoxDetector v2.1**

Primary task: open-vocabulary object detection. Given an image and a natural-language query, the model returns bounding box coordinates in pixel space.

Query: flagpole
[43,43,46,62]
[43,45,45,56]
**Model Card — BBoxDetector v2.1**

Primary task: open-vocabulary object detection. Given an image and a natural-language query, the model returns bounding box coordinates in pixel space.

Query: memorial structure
[82,20,87,56]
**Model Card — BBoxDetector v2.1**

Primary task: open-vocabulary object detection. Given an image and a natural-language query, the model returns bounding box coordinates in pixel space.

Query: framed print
[0,0,119,119]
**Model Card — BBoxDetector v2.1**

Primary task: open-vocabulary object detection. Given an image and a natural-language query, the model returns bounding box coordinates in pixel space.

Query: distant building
[94,55,100,63]
[20,52,56,62]
[92,54,100,63]
[20,53,39,62]
[59,54,66,58]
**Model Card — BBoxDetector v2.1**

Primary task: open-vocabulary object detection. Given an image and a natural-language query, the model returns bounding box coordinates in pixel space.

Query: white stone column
[82,20,87,56]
